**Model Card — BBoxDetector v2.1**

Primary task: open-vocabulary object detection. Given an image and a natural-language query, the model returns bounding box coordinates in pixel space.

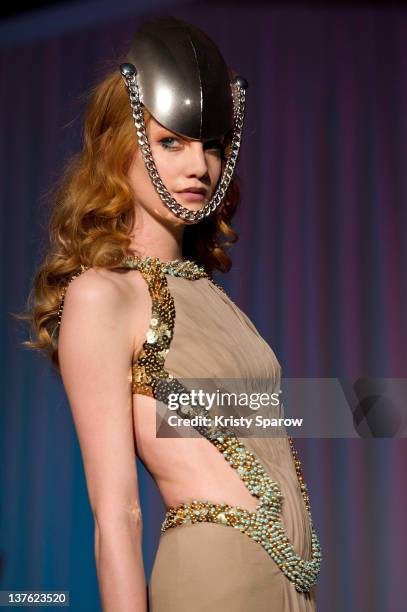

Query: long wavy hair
[14,62,241,371]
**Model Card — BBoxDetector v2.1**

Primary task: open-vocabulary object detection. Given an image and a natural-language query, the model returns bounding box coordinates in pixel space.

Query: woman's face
[128,115,223,225]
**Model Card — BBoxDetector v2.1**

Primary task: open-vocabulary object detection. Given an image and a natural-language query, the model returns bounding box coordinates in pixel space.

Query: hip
[149,522,286,612]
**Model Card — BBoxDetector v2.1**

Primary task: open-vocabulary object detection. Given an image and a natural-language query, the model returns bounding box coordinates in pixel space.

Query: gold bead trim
[161,432,322,594]
[56,264,90,328]
[120,255,210,396]
[122,254,208,280]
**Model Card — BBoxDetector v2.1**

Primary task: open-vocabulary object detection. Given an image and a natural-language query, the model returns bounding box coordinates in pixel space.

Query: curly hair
[13,63,241,371]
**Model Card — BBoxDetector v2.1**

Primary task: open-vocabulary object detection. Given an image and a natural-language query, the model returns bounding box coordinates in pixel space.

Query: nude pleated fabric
[149,275,318,611]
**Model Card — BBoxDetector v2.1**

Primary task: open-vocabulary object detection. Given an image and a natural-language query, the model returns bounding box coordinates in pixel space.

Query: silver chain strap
[120,63,247,222]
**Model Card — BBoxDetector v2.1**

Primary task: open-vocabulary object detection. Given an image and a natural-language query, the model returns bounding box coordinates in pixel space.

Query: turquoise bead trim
[161,429,322,594]
[122,254,208,280]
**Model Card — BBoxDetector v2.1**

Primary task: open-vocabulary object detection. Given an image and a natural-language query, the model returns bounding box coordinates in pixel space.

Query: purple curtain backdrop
[1,3,406,611]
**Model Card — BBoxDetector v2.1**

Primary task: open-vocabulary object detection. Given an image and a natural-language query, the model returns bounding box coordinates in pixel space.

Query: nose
[186,141,209,179]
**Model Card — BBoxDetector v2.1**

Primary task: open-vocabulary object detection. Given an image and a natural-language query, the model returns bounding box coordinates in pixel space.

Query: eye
[204,139,223,152]
[159,137,182,149]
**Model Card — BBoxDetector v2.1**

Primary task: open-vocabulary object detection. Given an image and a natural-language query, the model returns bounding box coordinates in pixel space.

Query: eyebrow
[154,128,223,145]
[157,129,185,140]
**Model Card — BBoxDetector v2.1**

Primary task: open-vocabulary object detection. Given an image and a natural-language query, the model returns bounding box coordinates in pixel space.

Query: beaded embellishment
[160,432,321,593]
[122,255,208,396]
[120,254,322,594]
[57,264,90,328]
[122,254,208,280]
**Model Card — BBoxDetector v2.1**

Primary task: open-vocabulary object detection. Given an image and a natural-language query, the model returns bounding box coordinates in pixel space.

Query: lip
[179,186,207,194]
[178,191,207,202]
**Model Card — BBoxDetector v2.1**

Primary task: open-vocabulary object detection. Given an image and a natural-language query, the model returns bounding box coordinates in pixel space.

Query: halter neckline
[121,254,208,280]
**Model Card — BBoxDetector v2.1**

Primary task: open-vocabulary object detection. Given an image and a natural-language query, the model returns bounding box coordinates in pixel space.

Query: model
[24,16,321,612]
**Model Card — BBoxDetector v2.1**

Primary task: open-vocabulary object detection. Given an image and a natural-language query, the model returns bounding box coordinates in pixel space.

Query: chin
[169,213,202,227]
[168,197,209,219]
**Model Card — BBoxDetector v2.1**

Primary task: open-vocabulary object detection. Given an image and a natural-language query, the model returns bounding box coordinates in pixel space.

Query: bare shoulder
[60,266,152,361]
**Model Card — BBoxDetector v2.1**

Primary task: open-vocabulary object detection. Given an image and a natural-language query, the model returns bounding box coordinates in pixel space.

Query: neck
[128,203,186,261]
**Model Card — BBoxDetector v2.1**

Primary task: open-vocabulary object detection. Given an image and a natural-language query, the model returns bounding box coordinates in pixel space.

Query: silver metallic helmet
[120,16,248,222]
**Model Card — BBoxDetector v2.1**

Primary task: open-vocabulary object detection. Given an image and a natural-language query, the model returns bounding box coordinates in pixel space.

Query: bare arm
[58,269,147,612]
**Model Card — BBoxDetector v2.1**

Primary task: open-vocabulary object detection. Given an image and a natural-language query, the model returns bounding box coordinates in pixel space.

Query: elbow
[93,502,143,536]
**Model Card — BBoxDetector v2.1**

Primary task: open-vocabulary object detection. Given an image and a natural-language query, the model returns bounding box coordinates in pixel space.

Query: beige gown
[121,256,320,611]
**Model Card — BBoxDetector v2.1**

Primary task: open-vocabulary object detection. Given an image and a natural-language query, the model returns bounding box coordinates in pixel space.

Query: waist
[162,498,267,533]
